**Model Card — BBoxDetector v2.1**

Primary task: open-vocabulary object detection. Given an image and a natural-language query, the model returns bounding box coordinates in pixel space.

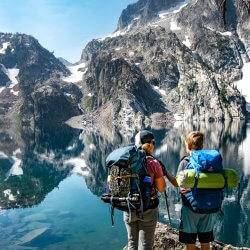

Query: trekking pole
[164,190,172,226]
[158,160,172,226]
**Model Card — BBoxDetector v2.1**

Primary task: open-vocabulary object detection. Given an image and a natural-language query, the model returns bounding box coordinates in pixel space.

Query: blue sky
[0,0,136,62]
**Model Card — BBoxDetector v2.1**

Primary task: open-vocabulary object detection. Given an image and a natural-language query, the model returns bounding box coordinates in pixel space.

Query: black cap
[135,130,155,148]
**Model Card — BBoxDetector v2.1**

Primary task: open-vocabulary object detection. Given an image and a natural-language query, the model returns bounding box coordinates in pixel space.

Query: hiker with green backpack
[101,130,177,250]
[173,130,239,250]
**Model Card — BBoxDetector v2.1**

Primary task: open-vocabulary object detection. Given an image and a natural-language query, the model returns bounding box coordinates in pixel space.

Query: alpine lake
[0,120,249,249]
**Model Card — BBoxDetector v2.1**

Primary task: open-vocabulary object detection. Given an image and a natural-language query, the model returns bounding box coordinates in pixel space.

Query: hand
[180,187,191,194]
[158,160,178,187]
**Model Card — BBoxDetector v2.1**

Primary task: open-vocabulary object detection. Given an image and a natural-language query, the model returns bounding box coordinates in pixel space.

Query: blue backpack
[182,150,224,213]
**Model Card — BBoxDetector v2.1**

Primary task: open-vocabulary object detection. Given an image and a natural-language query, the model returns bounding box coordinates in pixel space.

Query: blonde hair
[185,131,204,150]
[142,143,154,154]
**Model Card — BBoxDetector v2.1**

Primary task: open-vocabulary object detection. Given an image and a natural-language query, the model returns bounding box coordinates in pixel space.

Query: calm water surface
[0,121,249,249]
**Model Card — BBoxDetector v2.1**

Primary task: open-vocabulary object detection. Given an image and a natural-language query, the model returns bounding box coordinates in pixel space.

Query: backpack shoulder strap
[180,155,190,162]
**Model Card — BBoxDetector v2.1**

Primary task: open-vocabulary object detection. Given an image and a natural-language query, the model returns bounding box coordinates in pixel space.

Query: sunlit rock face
[81,52,168,129]
[0,33,82,132]
[77,0,248,128]
[117,0,184,30]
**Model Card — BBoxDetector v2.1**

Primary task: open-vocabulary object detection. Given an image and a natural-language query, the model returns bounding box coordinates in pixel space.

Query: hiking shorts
[179,206,217,244]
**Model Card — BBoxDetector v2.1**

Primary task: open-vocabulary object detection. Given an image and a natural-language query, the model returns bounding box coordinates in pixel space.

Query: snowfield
[0,42,11,54]
[0,67,19,96]
[63,62,87,83]
[158,1,188,18]
[236,62,250,103]
[183,36,191,48]
[153,86,167,96]
[170,21,181,31]
[64,157,90,176]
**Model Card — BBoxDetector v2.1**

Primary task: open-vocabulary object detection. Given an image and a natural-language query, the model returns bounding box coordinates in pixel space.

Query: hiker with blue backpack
[101,130,177,250]
[177,131,224,250]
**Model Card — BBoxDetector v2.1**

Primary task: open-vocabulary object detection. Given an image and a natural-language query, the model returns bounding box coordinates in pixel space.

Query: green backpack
[101,145,154,225]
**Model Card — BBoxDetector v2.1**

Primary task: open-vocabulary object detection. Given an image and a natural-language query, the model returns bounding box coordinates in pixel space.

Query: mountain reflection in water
[0,121,249,248]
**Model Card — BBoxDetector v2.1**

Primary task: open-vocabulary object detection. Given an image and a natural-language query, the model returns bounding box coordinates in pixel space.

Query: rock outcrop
[154,223,250,250]
[75,0,248,129]
[0,33,82,132]
[117,0,184,30]
[82,51,168,128]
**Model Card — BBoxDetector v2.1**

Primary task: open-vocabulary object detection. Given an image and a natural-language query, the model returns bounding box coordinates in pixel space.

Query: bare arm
[155,177,166,192]
[165,171,179,187]
[158,160,178,187]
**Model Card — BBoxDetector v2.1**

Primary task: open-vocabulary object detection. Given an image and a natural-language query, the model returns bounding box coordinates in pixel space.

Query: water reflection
[154,121,249,247]
[0,124,84,210]
[81,121,249,247]
[0,120,249,248]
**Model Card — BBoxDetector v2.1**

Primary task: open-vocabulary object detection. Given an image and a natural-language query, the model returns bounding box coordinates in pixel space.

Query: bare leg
[201,243,211,250]
[185,244,196,250]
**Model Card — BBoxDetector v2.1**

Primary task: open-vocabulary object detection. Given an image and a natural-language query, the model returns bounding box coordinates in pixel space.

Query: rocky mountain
[0,33,82,132]
[73,0,249,130]
[58,57,73,67]
[0,33,85,208]
[117,0,185,30]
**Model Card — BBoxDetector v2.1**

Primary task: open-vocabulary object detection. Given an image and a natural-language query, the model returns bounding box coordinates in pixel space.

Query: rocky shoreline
[154,223,250,250]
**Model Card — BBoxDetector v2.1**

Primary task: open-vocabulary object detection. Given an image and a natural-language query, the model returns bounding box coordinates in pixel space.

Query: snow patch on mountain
[170,21,181,31]
[154,86,166,96]
[65,157,90,176]
[3,189,15,201]
[158,1,188,19]
[99,30,126,41]
[63,62,87,83]
[5,156,23,179]
[13,148,21,156]
[241,124,250,175]
[0,151,8,159]
[6,68,19,87]
[0,67,19,95]
[174,114,184,121]
[155,144,168,156]
[0,87,5,94]
[0,65,19,85]
[99,24,133,42]
[0,42,11,54]
[183,36,191,48]
[207,27,232,36]
[10,89,19,96]
[236,62,250,103]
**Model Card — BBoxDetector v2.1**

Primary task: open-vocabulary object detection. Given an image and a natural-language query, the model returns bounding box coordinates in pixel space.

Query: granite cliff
[71,0,250,129]
[0,33,82,132]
